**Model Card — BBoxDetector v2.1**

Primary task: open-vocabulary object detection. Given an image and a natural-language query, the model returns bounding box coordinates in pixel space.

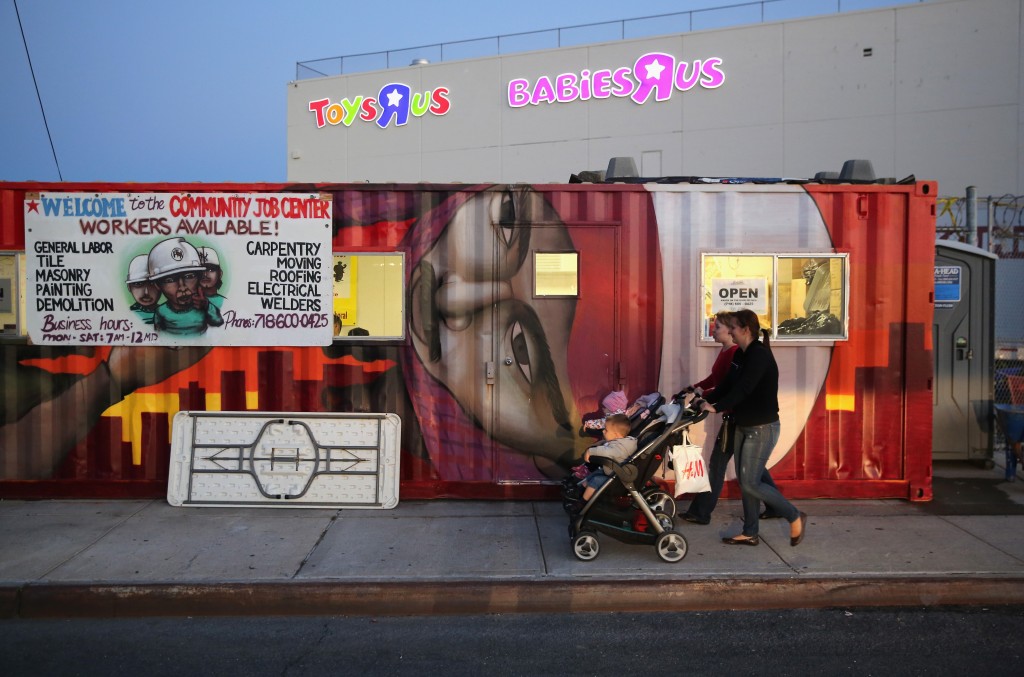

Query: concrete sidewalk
[3,462,1024,617]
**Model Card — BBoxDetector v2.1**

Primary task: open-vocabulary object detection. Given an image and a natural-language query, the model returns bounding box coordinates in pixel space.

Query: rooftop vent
[606,156,638,181]
[838,159,876,182]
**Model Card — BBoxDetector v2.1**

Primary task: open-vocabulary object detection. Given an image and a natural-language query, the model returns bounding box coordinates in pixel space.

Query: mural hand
[194,286,209,311]
[106,345,213,395]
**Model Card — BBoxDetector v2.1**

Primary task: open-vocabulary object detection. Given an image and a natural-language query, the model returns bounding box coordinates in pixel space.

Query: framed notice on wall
[24,192,334,346]
[710,277,768,314]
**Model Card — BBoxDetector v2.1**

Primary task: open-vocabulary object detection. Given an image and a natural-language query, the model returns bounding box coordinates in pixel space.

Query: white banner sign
[25,192,333,346]
[710,277,768,314]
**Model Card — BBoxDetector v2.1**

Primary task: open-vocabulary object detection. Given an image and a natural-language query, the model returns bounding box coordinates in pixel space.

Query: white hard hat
[126,255,150,283]
[198,246,220,267]
[147,237,206,279]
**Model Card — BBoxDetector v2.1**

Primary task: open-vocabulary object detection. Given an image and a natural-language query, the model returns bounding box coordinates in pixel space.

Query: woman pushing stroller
[681,311,782,525]
[699,309,807,547]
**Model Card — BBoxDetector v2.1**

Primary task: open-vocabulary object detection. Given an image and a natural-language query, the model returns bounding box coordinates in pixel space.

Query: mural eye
[496,190,519,248]
[509,320,532,384]
[498,190,516,225]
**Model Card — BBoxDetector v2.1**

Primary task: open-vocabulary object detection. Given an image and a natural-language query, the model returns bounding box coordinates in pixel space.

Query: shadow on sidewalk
[916,461,1024,516]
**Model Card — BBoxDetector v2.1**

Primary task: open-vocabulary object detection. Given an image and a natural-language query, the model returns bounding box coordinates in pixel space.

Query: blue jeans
[686,418,778,522]
[734,420,797,537]
[582,470,612,490]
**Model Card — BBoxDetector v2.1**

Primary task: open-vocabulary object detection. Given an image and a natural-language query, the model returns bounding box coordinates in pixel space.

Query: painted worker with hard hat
[197,246,227,310]
[147,237,224,337]
[125,254,161,325]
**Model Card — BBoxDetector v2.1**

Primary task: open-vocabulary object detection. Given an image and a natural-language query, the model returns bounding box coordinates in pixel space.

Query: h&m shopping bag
[670,430,711,496]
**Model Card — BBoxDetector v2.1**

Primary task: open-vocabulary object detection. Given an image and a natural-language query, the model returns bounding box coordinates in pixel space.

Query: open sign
[719,287,758,299]
[711,277,767,314]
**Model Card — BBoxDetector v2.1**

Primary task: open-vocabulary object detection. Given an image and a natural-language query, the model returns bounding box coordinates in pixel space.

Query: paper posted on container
[24,192,334,346]
[710,277,768,314]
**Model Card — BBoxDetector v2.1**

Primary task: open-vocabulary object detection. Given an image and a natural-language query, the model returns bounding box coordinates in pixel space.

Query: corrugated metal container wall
[0,181,936,500]
[784,184,936,499]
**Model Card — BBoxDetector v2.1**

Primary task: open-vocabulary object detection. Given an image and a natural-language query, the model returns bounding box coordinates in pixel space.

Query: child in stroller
[564,392,672,515]
[577,413,637,501]
[579,391,664,440]
[565,396,708,562]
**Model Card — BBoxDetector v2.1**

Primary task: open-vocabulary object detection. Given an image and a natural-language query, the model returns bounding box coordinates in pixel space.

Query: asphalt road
[3,606,1023,676]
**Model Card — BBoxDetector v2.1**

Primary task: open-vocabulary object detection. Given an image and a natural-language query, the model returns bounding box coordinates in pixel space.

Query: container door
[493,224,618,483]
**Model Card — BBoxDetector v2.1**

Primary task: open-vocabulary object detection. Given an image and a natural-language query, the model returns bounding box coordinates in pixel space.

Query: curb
[5,577,1024,618]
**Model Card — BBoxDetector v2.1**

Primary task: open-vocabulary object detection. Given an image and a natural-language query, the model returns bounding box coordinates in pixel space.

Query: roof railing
[295,0,921,80]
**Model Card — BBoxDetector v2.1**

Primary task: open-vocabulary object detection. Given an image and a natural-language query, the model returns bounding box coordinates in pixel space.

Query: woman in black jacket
[701,309,807,547]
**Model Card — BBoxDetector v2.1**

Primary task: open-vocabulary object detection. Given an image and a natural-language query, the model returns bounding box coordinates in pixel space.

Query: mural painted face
[200,266,222,293]
[158,271,200,311]
[408,187,581,465]
[128,280,160,310]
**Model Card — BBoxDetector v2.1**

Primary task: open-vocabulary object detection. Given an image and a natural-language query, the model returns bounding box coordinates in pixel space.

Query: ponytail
[760,327,771,351]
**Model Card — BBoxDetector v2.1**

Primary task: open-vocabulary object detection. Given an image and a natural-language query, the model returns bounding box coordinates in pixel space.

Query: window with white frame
[0,253,25,338]
[331,253,405,339]
[700,253,848,342]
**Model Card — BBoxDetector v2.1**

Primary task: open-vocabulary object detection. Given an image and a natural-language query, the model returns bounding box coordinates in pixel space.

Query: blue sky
[0,0,906,183]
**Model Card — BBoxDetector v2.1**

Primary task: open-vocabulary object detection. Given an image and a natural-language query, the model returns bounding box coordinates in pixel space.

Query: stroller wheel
[653,510,674,532]
[644,490,676,518]
[572,531,601,561]
[656,530,688,563]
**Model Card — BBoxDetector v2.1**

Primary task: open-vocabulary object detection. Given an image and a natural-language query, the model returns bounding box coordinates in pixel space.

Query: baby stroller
[566,399,708,562]
[564,393,675,515]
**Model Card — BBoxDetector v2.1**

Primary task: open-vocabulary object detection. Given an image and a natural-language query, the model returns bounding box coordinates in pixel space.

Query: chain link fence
[995,357,1023,462]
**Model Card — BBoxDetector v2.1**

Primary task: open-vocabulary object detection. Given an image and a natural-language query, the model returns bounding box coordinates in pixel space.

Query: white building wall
[287,0,1023,197]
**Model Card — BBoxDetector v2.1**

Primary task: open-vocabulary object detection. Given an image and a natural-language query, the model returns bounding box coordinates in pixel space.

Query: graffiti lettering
[221,309,329,329]
[221,309,254,328]
[245,241,322,257]
[175,218,276,236]
[41,195,126,217]
[36,297,114,312]
[27,191,333,346]
[247,281,319,298]
[99,317,133,332]
[34,241,79,254]
[169,195,252,218]
[270,268,322,283]
[41,314,91,332]
[79,218,171,236]
[256,295,321,312]
[32,243,112,315]
[36,282,92,296]
[34,241,111,256]
[35,266,89,281]
[129,196,165,211]
[253,312,329,329]
[131,330,158,343]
